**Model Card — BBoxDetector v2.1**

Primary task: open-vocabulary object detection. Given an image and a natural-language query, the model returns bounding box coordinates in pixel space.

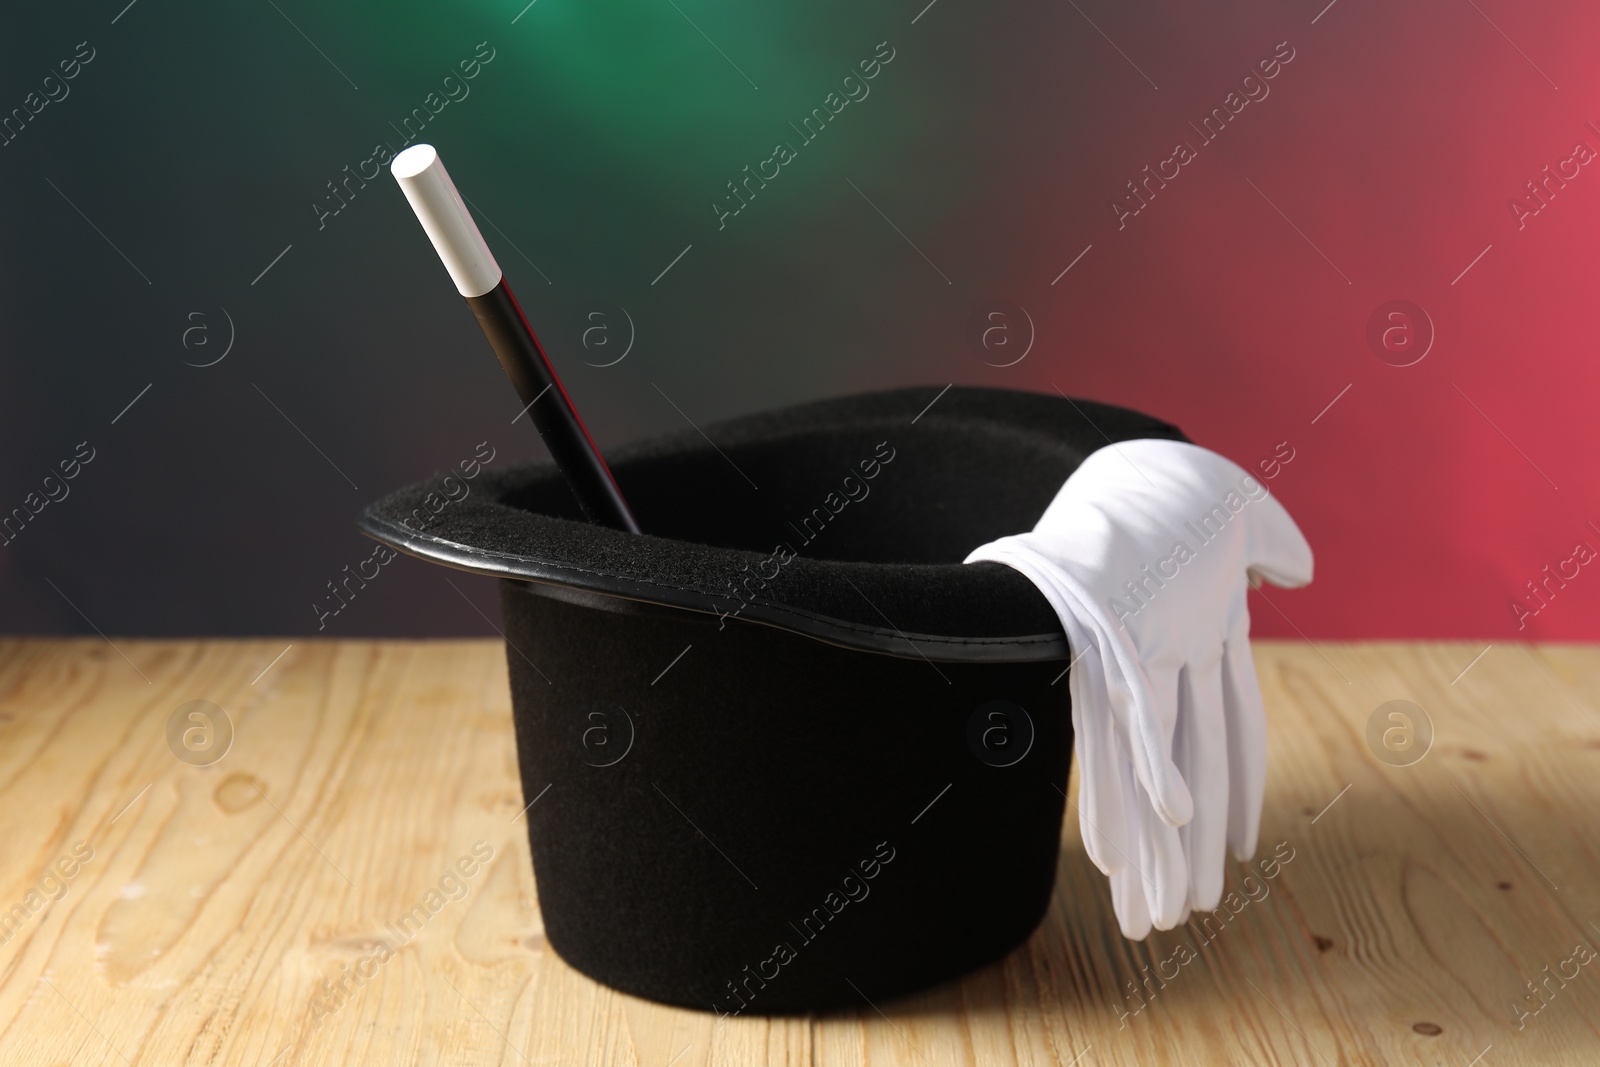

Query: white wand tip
[391,144,502,298]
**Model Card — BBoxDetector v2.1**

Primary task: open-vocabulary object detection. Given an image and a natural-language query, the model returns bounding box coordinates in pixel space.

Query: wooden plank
[0,638,1595,1065]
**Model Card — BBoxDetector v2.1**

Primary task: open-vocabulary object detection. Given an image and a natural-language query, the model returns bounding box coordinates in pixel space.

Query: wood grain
[0,637,1596,1065]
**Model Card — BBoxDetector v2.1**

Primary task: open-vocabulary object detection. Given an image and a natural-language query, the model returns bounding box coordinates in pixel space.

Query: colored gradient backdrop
[2,0,1596,641]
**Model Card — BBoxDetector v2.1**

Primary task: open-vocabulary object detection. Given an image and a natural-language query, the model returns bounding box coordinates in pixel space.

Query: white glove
[966,439,1312,938]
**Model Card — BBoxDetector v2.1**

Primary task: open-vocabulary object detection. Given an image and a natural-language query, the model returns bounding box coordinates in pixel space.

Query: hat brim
[357,386,1186,662]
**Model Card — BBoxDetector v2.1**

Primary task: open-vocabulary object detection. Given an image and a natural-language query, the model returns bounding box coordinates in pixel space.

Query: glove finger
[1176,655,1229,913]
[1221,622,1269,860]
[1110,860,1154,940]
[1244,493,1314,589]
[1109,760,1155,939]
[1131,769,1189,930]
[1069,639,1133,876]
[1126,665,1192,828]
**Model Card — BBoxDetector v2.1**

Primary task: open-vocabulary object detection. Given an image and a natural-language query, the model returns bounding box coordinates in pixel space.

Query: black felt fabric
[501,578,1074,1013]
[360,385,1188,1011]
[360,386,1187,660]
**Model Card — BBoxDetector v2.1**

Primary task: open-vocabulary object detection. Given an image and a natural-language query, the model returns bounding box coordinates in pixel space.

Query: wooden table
[0,638,1596,1066]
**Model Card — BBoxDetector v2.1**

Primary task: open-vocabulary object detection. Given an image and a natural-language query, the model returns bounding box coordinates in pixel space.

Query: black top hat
[360,386,1185,1013]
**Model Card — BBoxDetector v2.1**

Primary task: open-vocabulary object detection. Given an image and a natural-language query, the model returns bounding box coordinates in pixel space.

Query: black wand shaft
[467,279,639,531]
